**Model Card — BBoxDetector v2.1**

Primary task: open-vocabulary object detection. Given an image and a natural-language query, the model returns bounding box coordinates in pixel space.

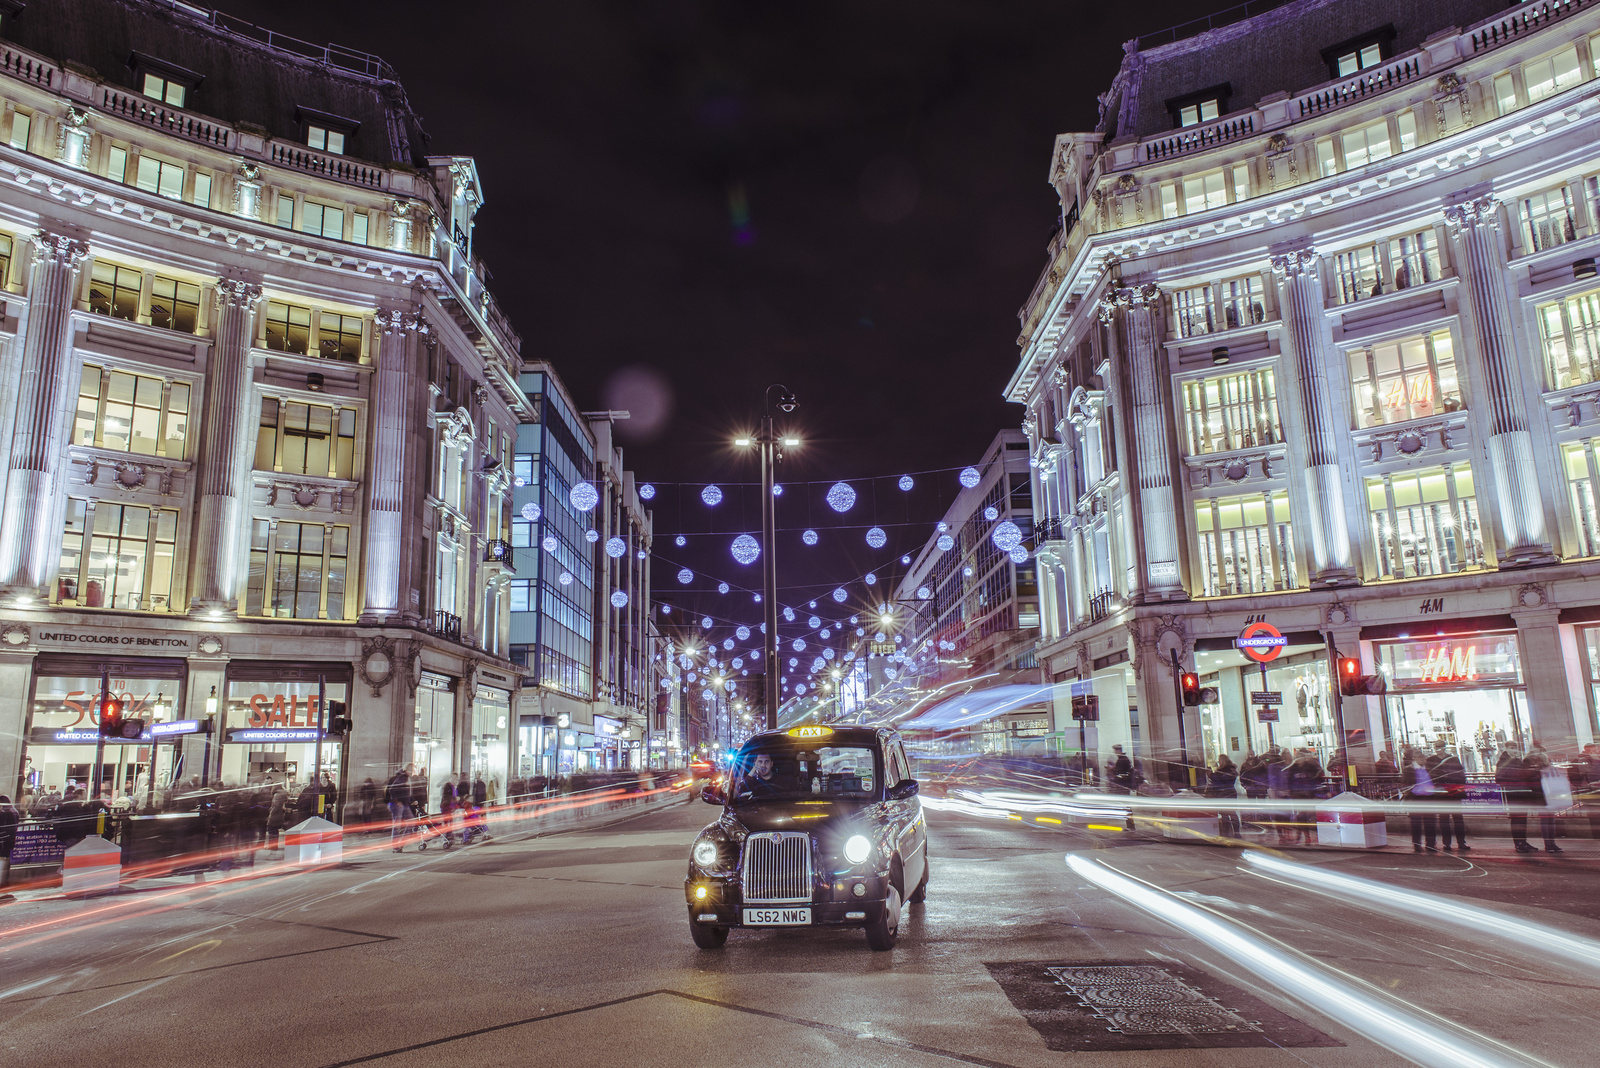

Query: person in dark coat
[1404,746,1438,852]
[1107,746,1135,794]
[1495,745,1558,853]
[265,787,289,848]
[1208,756,1240,837]
[0,794,20,885]
[384,767,411,851]
[1426,740,1470,851]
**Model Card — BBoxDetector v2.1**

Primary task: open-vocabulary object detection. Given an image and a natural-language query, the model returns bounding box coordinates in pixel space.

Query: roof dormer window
[1164,84,1231,130]
[1320,26,1395,80]
[296,106,360,157]
[128,52,201,109]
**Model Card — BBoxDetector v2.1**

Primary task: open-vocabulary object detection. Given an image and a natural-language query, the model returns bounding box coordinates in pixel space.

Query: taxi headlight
[692,839,721,868]
[843,834,872,865]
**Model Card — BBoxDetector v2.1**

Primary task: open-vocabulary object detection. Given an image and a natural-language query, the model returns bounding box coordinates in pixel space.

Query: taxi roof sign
[787,725,834,739]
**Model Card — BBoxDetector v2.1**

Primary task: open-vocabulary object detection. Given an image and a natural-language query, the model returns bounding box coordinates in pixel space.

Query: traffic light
[1338,656,1387,696]
[1180,672,1201,706]
[98,698,144,740]
[327,700,351,734]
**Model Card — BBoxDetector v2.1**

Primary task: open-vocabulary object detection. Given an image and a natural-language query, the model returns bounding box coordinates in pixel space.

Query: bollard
[282,816,343,867]
[63,835,122,897]
[1160,790,1220,839]
[1315,791,1388,848]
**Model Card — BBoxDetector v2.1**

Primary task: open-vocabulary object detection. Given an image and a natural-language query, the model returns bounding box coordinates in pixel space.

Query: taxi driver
[744,752,781,798]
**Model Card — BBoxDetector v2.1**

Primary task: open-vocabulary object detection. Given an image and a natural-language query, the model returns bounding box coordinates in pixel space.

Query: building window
[1194,490,1295,597]
[1389,229,1439,290]
[1342,121,1392,170]
[1230,163,1249,203]
[1538,287,1600,390]
[1315,138,1337,178]
[1180,368,1281,455]
[1173,284,1215,338]
[191,171,212,208]
[1159,181,1179,220]
[1563,439,1600,558]
[512,453,536,487]
[107,145,128,183]
[1525,45,1582,104]
[1521,184,1577,252]
[318,312,363,361]
[1333,244,1381,304]
[149,275,200,333]
[276,194,294,229]
[263,300,312,354]
[1171,275,1264,338]
[88,261,141,321]
[1349,330,1461,429]
[142,72,187,107]
[307,126,345,155]
[135,155,185,200]
[1184,171,1228,215]
[1178,98,1219,127]
[8,109,30,151]
[1332,231,1440,304]
[511,517,535,547]
[509,578,536,613]
[1336,42,1383,77]
[1367,463,1485,580]
[1397,110,1418,151]
[246,520,349,619]
[300,201,345,241]
[0,232,10,283]
[352,212,369,246]
[73,364,189,458]
[56,499,178,610]
[255,398,357,479]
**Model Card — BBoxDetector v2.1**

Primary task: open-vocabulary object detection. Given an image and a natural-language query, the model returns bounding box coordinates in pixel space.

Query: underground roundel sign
[1235,621,1288,663]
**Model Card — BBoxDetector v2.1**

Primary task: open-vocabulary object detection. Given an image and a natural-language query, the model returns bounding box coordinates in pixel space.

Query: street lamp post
[758,384,795,732]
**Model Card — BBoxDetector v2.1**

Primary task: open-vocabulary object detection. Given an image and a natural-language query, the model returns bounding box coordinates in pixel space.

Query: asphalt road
[2,797,1598,1068]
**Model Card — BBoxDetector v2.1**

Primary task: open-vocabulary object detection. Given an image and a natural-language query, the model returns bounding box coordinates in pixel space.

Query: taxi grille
[741,832,812,904]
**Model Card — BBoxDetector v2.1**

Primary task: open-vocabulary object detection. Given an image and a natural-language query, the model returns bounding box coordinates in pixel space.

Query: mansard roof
[2,0,429,165]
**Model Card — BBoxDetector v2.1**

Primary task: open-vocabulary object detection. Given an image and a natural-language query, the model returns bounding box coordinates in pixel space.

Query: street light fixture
[749,384,795,731]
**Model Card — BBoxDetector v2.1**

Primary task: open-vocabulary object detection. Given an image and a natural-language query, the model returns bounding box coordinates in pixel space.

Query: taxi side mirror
[887,779,919,801]
[701,784,725,805]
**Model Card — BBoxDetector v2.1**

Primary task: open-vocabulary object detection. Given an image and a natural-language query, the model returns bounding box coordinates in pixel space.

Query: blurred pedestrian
[1108,746,1134,794]
[440,774,459,847]
[1208,756,1240,837]
[1426,740,1470,852]
[265,786,289,849]
[1496,745,1559,853]
[0,794,19,887]
[1404,747,1438,853]
[385,765,411,852]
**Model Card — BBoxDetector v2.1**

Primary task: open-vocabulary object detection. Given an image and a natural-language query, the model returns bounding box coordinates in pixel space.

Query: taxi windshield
[731,742,879,803]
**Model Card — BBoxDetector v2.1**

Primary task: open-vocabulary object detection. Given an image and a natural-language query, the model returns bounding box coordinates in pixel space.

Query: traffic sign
[1250,691,1283,706]
[1235,621,1288,663]
[1256,708,1280,722]
[1070,694,1100,722]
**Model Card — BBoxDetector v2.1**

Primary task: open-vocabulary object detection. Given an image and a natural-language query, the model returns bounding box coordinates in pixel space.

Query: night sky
[220,0,1203,651]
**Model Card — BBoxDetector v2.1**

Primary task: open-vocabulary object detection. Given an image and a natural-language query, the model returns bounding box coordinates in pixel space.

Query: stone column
[189,279,261,615]
[1272,247,1357,586]
[0,651,33,798]
[0,232,88,598]
[1098,282,1185,602]
[360,309,424,623]
[1446,195,1554,566]
[1513,605,1579,752]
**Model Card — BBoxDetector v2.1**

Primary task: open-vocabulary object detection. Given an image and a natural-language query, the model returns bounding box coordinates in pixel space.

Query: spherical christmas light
[521,502,542,523]
[585,528,599,543]
[753,594,762,602]
[917,586,932,600]
[661,605,671,614]
[796,684,806,695]
[723,638,734,650]
[894,634,903,644]
[820,628,831,639]
[898,475,914,491]
[772,484,783,496]
[791,638,805,652]
[812,658,824,672]
[570,482,599,511]
[983,506,999,522]
[677,568,693,584]
[901,555,911,565]
[832,587,847,603]
[610,590,629,608]
[992,520,1023,552]
[808,615,821,629]
[959,466,980,488]
[605,536,626,558]
[788,658,798,668]
[751,650,760,660]
[808,600,818,609]
[823,647,835,660]
[963,566,974,577]
[732,657,743,669]
[783,606,796,622]
[802,529,819,546]
[1009,545,1029,564]
[760,623,767,633]
[730,533,760,565]
[639,483,656,500]
[675,535,687,547]
[718,582,729,594]
[856,627,865,636]
[736,625,751,641]
[874,631,886,643]
[637,550,647,560]
[936,534,955,552]
[701,485,723,506]
[865,527,887,549]
[850,615,859,623]
[559,571,573,586]
[937,521,950,532]
[885,667,898,680]
[825,482,857,513]
[701,616,713,629]
[864,573,877,585]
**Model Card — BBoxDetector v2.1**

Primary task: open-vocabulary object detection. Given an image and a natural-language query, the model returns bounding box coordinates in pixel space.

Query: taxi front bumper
[684,872,890,926]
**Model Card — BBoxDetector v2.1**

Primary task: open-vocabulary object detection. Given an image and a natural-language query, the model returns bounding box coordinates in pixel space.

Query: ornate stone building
[0,1,652,806]
[1010,0,1600,777]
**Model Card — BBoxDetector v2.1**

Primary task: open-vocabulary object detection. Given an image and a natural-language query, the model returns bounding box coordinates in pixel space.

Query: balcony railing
[1297,55,1424,119]
[1471,0,1595,54]
[100,88,231,148]
[434,610,463,642]
[1083,589,1115,625]
[484,538,514,571]
[1035,516,1069,543]
[1144,113,1257,162]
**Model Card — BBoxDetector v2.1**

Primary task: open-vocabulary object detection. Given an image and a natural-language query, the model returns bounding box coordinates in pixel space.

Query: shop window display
[219,674,349,808]
[1374,633,1527,772]
[470,686,512,798]
[21,668,185,811]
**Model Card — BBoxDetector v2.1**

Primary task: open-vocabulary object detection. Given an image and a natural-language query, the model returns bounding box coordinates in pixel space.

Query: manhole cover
[985,960,1341,1051]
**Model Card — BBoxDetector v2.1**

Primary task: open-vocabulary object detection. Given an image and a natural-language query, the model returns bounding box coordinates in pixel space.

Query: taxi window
[731,742,879,801]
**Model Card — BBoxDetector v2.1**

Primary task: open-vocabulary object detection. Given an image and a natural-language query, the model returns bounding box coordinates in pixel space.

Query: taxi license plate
[743,907,811,926]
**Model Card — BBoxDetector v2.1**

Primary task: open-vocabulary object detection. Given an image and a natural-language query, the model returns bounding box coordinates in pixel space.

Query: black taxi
[684,724,928,951]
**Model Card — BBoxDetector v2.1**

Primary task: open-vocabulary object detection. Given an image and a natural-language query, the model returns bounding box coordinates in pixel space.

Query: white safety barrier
[63,835,122,896]
[1315,791,1388,847]
[283,816,343,866]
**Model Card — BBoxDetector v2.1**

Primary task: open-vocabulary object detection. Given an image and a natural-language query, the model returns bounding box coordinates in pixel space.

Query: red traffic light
[1180,672,1201,706]
[1338,657,1359,678]
[98,698,124,738]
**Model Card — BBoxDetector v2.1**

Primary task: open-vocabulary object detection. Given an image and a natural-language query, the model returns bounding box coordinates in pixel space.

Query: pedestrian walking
[1404,747,1438,853]
[1426,739,1470,852]
[385,765,411,851]
[1496,745,1560,853]
[0,794,19,887]
[1208,755,1240,837]
[266,786,289,849]
[440,775,459,847]
[1107,745,1134,794]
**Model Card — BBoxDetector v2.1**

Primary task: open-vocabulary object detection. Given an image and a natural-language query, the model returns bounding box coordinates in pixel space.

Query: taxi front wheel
[689,915,728,949]
[865,883,902,951]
